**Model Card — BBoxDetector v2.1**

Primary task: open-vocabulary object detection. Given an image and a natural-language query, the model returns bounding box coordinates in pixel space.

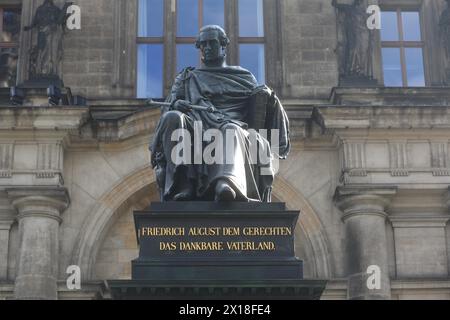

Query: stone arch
[71,165,156,280]
[72,167,333,280]
[273,176,333,278]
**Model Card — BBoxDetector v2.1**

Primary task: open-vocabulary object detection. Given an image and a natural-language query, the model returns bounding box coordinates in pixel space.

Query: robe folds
[150,66,290,202]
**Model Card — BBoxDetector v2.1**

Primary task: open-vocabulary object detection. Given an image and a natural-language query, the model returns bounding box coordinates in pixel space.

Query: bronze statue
[24,0,73,79]
[149,25,290,202]
[333,0,374,82]
[440,0,450,84]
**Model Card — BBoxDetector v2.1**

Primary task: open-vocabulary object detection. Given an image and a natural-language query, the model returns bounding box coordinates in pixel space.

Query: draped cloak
[150,66,290,202]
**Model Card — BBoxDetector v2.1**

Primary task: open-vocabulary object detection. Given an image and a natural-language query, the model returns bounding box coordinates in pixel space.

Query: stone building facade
[0,0,450,300]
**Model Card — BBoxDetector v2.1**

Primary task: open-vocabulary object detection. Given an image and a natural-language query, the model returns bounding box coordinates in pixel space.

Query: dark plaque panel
[132,202,303,281]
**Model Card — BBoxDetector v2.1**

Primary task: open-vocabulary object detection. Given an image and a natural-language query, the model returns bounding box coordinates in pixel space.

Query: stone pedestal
[107,202,327,300]
[6,188,69,300]
[335,186,397,300]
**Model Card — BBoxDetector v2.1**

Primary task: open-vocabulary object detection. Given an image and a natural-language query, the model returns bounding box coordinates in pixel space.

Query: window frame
[379,4,428,87]
[174,0,224,72]
[0,5,21,49]
[136,0,279,99]
[0,4,21,88]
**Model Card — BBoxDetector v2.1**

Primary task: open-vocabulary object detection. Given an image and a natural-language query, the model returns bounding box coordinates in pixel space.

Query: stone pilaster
[335,186,397,300]
[0,191,16,280]
[6,187,69,300]
[447,187,450,210]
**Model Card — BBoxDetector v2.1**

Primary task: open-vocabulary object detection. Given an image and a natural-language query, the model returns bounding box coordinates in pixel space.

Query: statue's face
[198,30,223,63]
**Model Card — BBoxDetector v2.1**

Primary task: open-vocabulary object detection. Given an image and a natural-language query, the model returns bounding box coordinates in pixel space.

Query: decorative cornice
[0,218,15,230]
[0,107,89,131]
[334,186,398,221]
[315,105,450,130]
[389,215,450,228]
[0,191,15,221]
[5,187,70,224]
[330,87,450,107]
[447,187,450,210]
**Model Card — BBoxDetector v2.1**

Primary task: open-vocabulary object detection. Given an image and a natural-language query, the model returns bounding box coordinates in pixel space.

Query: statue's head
[195,25,230,67]
[43,0,54,6]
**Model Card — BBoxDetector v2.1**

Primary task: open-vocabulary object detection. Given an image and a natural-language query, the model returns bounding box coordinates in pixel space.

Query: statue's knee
[161,111,183,126]
[221,123,240,132]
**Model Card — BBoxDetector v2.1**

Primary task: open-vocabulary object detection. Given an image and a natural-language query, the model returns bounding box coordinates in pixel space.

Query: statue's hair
[195,25,230,49]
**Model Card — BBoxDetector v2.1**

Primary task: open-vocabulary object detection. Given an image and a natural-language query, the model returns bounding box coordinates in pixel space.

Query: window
[137,0,267,98]
[238,0,265,85]
[175,0,225,74]
[0,5,21,88]
[380,9,425,87]
[137,0,164,98]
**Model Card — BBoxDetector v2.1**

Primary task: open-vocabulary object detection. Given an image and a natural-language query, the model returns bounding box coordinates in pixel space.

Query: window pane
[137,44,164,98]
[2,8,21,42]
[382,48,402,87]
[177,0,199,37]
[239,44,265,84]
[203,0,224,28]
[138,0,164,37]
[0,47,18,88]
[177,44,198,72]
[381,11,399,41]
[402,12,421,41]
[405,48,425,87]
[239,0,264,37]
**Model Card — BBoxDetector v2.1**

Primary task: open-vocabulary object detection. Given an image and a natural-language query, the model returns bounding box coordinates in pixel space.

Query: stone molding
[334,186,397,221]
[0,191,15,219]
[6,187,70,224]
[0,107,89,132]
[446,187,450,210]
[389,215,450,228]
[315,104,450,130]
[330,87,450,107]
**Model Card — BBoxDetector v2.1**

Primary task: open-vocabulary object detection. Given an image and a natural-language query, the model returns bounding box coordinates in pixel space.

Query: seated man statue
[150,25,290,202]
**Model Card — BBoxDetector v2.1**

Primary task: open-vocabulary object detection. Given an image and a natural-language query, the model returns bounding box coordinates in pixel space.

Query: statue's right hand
[172,100,192,113]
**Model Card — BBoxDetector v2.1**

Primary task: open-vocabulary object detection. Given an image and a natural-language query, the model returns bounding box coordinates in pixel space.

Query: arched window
[137,0,274,99]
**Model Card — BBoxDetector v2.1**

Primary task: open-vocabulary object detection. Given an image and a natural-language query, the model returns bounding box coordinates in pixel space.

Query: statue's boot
[215,179,236,202]
[173,180,195,201]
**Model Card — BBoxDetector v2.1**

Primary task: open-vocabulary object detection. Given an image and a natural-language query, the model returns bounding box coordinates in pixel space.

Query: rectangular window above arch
[0,4,21,88]
[136,0,279,99]
[379,7,426,87]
